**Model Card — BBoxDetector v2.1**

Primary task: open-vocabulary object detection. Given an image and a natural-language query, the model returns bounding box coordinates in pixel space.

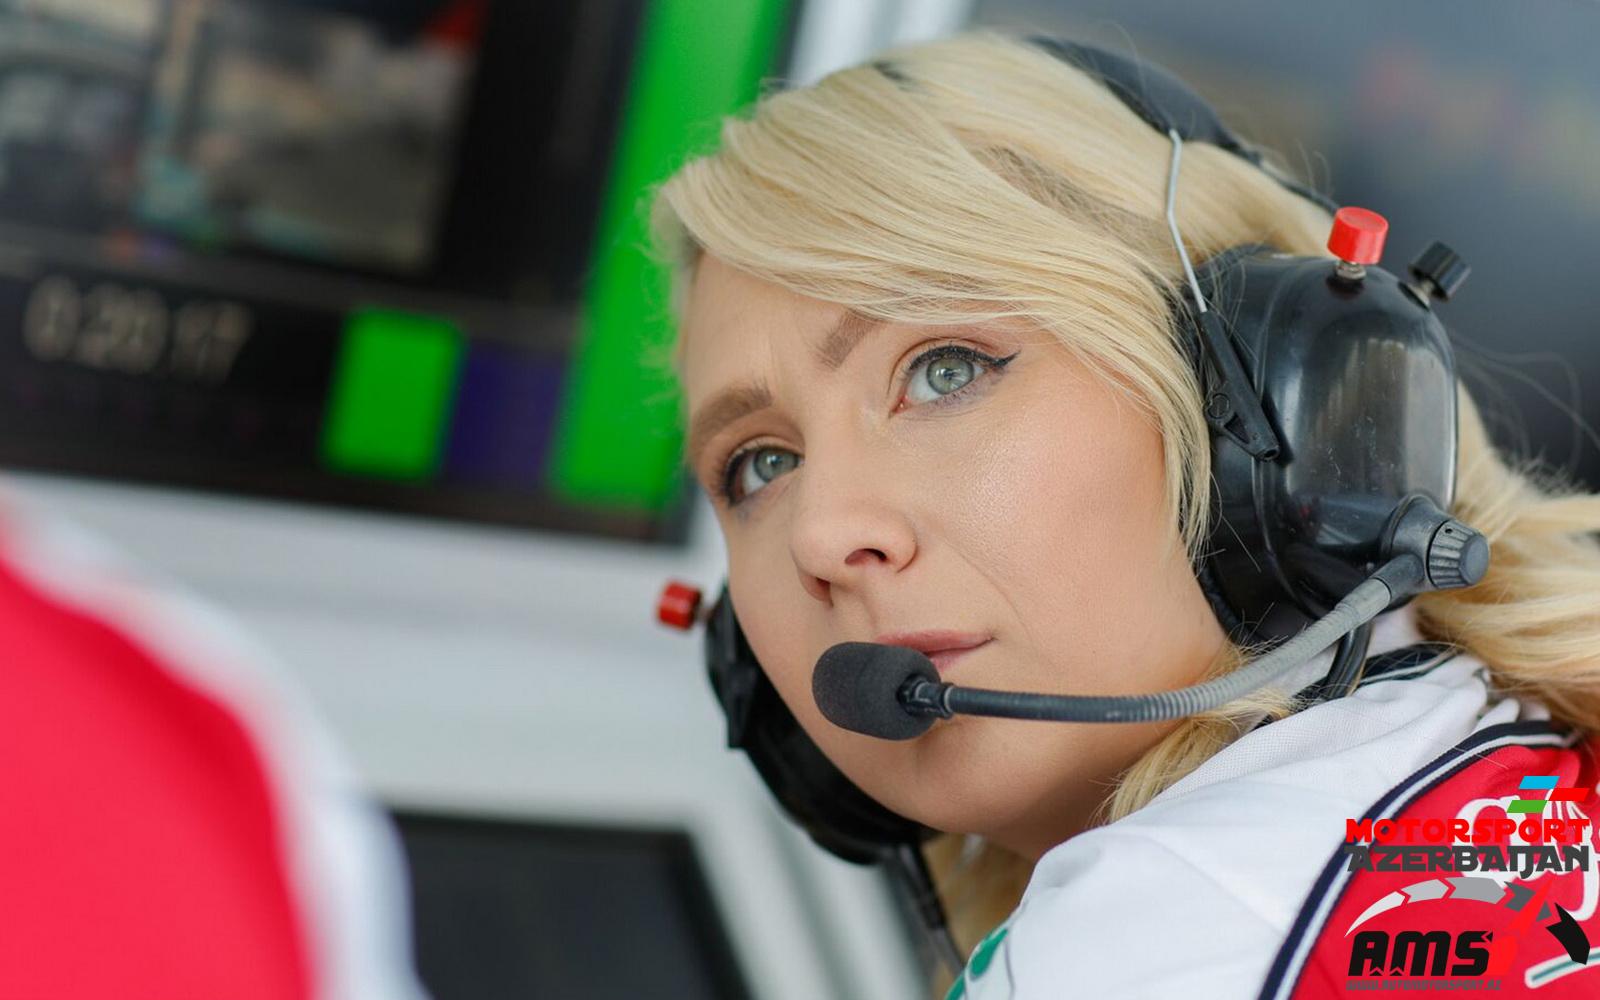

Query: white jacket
[948,604,1599,998]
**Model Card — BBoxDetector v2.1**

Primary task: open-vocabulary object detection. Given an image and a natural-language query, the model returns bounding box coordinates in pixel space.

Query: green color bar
[546,0,790,512]
[1507,799,1549,813]
[321,308,464,480]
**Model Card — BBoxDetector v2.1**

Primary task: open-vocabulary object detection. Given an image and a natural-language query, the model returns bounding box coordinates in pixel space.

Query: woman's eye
[720,445,800,506]
[902,344,1017,407]
[715,344,1018,509]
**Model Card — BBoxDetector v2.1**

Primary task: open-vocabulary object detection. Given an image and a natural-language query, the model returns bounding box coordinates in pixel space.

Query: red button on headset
[657,580,703,630]
[1327,206,1388,265]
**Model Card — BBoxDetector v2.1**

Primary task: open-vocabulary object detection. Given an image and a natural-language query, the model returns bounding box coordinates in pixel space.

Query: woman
[653,30,1600,998]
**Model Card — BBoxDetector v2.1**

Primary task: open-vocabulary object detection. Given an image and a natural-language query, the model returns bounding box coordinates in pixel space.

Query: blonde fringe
[647,28,1600,997]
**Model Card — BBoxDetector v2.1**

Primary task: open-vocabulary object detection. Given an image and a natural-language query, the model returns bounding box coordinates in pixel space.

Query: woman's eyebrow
[815,310,887,371]
[684,311,886,471]
[685,381,773,472]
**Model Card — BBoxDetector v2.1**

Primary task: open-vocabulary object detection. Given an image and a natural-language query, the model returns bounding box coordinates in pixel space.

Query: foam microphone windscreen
[812,642,939,741]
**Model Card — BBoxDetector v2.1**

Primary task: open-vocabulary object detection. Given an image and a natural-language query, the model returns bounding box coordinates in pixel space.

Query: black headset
[656,34,1473,972]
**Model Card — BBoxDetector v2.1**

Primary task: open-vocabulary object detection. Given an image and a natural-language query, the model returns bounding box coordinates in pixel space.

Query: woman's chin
[895,721,1054,836]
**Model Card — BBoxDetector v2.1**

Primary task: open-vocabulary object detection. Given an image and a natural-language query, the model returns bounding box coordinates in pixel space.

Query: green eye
[722,445,800,505]
[902,345,1016,407]
[924,355,975,395]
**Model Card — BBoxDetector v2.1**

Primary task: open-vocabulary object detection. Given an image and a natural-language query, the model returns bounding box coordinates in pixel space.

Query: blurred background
[0,0,1593,997]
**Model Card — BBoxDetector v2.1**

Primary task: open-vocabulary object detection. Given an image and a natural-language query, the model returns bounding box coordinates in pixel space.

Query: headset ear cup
[702,583,932,863]
[1180,243,1463,642]
[705,585,761,749]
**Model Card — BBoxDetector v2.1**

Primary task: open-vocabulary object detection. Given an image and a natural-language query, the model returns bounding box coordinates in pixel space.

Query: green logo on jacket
[944,923,1011,1000]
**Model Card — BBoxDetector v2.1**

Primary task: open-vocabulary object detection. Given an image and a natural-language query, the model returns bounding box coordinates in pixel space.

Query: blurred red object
[0,495,426,1000]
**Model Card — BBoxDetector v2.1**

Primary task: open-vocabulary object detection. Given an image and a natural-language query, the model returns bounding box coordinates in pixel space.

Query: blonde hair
[648,28,1600,994]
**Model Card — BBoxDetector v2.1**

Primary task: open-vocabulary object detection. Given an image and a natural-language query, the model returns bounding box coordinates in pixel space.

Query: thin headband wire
[1165,127,1209,315]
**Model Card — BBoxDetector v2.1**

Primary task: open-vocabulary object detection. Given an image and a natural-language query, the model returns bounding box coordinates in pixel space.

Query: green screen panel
[546,0,791,513]
[321,308,465,480]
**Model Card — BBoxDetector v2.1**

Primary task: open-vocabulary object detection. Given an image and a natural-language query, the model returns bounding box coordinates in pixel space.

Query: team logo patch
[1335,765,1599,991]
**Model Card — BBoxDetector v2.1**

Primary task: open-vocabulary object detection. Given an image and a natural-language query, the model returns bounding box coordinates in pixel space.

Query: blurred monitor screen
[5,0,469,274]
[394,812,752,1000]
[0,0,697,542]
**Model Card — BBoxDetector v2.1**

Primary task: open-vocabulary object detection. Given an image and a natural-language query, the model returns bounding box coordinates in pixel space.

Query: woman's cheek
[952,414,1102,569]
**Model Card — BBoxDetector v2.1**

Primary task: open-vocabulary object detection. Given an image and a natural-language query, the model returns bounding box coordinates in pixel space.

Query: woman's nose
[788,452,917,605]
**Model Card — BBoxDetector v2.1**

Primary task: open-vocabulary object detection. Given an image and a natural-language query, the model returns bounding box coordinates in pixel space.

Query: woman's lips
[872,631,992,676]
[926,641,990,674]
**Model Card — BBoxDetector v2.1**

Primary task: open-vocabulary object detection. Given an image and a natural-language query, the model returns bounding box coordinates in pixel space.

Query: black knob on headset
[1426,520,1491,590]
[1408,241,1470,302]
[1381,495,1490,600]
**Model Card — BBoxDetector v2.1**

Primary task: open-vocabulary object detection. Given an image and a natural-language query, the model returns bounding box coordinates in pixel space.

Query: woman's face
[679,254,1228,862]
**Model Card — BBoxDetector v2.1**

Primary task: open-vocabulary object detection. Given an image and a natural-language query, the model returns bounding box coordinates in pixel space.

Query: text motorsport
[1338,775,1595,991]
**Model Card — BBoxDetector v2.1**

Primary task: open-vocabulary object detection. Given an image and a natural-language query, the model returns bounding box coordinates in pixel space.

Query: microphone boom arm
[899,554,1422,725]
